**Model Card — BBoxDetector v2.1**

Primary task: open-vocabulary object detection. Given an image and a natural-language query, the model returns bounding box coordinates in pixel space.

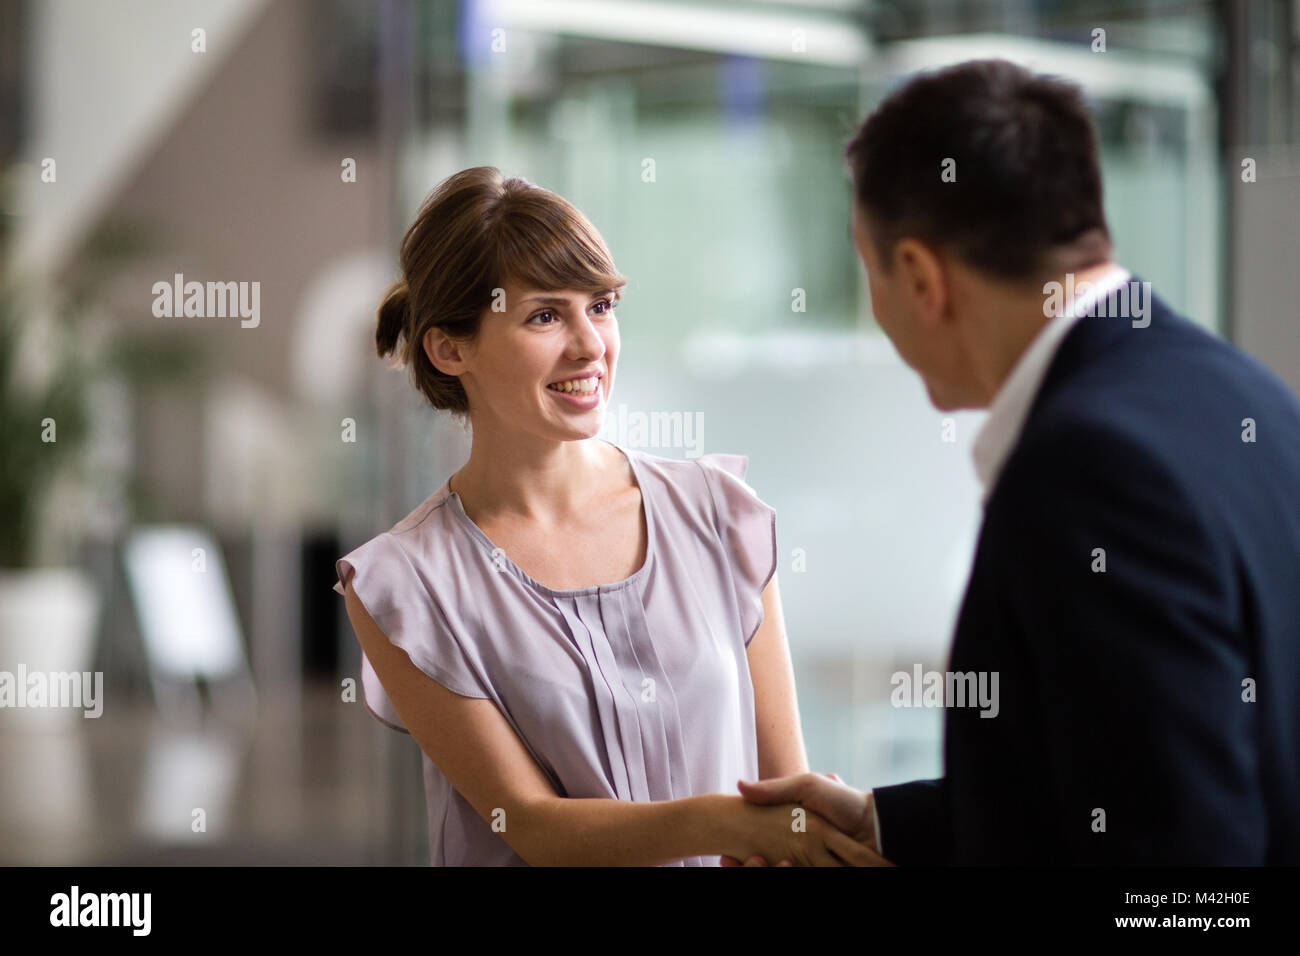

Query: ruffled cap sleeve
[334,531,492,733]
[694,453,778,647]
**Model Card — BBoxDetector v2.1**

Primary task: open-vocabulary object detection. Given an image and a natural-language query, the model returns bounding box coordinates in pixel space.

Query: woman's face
[454,280,621,442]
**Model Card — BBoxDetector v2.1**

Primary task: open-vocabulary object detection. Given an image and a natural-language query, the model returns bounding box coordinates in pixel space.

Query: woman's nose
[566,314,606,360]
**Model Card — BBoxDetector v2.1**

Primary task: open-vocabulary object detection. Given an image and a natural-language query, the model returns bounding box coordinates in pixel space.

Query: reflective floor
[0,680,420,866]
[0,661,942,865]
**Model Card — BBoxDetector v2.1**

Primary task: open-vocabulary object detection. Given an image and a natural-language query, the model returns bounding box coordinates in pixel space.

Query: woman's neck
[450,432,613,526]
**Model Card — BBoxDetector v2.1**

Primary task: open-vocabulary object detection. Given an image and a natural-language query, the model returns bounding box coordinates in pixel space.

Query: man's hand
[721,772,894,866]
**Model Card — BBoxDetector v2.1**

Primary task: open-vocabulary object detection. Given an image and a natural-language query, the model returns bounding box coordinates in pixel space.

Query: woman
[334,166,871,866]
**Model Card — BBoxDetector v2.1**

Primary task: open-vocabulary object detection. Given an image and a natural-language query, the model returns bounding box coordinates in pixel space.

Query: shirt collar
[970,264,1132,505]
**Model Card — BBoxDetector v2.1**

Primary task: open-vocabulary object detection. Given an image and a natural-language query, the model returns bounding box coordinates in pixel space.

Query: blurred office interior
[0,0,1297,864]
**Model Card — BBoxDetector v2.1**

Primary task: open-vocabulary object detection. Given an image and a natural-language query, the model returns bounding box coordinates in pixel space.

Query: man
[737,59,1300,864]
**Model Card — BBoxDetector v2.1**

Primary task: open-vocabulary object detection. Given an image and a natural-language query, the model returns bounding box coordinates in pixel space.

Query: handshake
[721,772,895,867]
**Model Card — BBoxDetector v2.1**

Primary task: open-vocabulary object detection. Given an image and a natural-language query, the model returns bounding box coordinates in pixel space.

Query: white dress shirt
[873,263,1131,859]
[970,264,1131,504]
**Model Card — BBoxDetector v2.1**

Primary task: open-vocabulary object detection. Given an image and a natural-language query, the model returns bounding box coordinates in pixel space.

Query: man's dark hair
[845,59,1111,281]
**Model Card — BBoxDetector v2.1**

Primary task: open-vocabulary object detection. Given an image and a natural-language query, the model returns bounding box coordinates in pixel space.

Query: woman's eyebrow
[519,290,618,306]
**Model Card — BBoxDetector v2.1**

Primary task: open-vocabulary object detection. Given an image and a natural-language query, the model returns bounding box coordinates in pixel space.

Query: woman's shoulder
[346,481,463,571]
[621,446,766,531]
[389,481,456,536]
[334,479,482,604]
[625,446,755,492]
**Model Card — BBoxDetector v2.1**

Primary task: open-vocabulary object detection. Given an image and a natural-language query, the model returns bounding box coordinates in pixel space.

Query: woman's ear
[424,327,468,377]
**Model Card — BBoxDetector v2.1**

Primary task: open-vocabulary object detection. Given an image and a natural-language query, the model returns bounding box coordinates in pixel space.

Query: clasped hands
[721,772,895,867]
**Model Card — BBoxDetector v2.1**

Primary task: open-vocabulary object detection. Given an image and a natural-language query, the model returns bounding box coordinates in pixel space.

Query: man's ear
[892,238,950,329]
[423,327,469,377]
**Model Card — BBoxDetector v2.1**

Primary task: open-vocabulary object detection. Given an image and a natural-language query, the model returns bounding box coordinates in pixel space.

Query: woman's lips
[546,374,602,394]
[546,382,600,408]
[546,375,603,408]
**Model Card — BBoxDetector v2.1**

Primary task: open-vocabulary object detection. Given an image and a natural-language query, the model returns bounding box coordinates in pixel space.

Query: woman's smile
[546,371,605,408]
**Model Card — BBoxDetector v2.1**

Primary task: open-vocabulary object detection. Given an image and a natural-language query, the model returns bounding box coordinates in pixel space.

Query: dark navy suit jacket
[872,285,1300,864]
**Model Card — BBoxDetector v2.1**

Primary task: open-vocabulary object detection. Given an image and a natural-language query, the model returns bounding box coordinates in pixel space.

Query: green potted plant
[0,184,99,722]
[0,176,195,724]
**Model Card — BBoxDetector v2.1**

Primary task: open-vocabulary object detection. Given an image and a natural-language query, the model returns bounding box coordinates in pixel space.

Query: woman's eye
[528,298,616,325]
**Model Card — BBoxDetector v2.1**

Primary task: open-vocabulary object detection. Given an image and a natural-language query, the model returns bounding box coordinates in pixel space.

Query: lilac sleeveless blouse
[333,443,777,866]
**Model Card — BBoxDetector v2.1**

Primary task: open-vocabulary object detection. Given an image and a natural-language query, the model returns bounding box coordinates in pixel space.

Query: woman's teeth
[547,376,600,394]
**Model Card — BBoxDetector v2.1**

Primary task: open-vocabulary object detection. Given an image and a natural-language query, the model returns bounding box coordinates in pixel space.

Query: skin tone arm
[735,584,892,865]
[745,574,809,780]
[721,573,815,867]
[344,581,874,867]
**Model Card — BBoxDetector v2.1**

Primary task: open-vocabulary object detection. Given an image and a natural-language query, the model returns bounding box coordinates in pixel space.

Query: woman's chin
[540,413,606,442]
[572,418,607,441]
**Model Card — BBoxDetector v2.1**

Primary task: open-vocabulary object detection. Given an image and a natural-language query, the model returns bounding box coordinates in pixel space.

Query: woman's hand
[717,794,881,866]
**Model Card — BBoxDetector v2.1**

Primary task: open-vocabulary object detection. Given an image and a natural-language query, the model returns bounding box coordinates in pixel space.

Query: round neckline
[443,440,655,596]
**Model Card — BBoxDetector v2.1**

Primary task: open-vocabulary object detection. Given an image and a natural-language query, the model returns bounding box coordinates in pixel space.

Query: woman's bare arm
[344,581,768,866]
[746,573,810,779]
